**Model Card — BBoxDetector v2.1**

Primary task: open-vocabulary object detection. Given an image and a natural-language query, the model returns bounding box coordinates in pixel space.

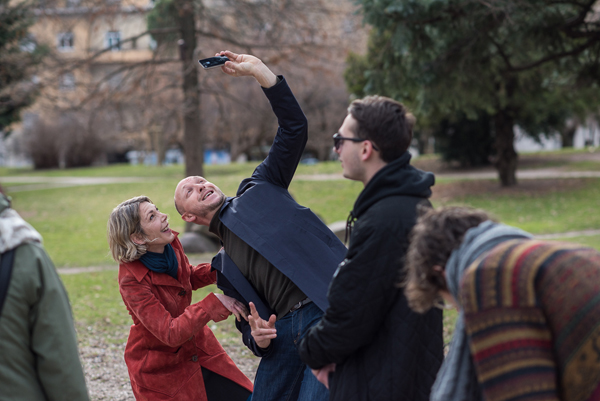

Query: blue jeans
[251,302,329,401]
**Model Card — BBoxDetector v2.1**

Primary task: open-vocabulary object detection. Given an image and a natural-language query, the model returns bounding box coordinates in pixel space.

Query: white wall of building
[514,120,600,153]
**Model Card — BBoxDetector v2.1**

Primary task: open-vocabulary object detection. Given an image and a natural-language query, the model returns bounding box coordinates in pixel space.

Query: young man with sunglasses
[298,96,444,401]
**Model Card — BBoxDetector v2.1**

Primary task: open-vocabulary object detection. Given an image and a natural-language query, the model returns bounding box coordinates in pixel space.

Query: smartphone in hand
[198,56,229,70]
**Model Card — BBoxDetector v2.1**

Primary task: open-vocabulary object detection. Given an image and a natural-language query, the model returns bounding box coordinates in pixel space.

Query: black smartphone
[198,56,229,70]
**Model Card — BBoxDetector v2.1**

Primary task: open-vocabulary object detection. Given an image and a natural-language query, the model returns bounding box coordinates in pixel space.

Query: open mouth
[161,224,170,233]
[202,190,214,201]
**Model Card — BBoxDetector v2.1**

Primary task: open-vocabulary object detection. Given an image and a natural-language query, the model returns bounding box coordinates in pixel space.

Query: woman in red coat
[107,196,253,401]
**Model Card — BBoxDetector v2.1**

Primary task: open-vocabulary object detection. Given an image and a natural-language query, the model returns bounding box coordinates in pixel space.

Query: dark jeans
[251,302,329,401]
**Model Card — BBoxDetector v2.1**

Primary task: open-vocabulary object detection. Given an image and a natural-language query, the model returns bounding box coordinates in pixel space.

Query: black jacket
[298,152,444,401]
[211,77,347,357]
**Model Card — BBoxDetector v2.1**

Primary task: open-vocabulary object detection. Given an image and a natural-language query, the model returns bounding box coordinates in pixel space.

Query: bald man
[174,51,346,401]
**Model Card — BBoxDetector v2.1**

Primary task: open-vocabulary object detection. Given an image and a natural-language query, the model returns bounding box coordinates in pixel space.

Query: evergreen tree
[347,0,600,186]
[0,0,44,133]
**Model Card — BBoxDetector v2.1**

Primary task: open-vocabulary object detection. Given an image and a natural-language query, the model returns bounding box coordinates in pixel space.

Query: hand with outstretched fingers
[248,302,277,349]
[312,363,336,389]
[215,50,278,88]
[214,293,249,322]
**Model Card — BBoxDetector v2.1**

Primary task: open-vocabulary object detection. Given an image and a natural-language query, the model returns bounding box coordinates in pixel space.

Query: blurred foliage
[146,0,179,45]
[0,0,46,133]
[432,112,495,167]
[346,0,600,172]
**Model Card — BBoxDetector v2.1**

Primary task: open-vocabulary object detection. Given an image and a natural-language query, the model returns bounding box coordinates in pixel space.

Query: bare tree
[24,0,365,173]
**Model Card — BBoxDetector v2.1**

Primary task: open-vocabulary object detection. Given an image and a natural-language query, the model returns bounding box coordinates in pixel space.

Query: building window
[20,33,37,53]
[149,37,157,50]
[59,72,76,91]
[342,19,354,34]
[106,31,121,51]
[57,32,74,52]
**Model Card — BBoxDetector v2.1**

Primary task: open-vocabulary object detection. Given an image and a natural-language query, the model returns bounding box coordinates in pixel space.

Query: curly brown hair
[403,206,493,313]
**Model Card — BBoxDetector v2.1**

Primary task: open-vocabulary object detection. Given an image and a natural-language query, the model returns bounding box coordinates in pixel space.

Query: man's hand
[216,50,278,88]
[248,302,277,349]
[311,363,336,389]
[214,293,249,322]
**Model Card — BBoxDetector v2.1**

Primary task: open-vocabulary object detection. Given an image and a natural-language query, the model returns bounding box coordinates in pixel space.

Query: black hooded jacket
[298,152,444,401]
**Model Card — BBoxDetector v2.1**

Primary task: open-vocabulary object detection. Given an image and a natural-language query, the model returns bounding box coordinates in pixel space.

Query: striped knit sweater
[460,239,600,401]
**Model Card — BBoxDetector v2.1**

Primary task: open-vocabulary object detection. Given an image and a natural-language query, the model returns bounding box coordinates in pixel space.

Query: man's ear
[360,141,377,162]
[182,213,196,224]
[130,233,145,245]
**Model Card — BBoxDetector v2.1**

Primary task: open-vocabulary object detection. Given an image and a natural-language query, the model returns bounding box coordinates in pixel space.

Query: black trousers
[201,367,252,401]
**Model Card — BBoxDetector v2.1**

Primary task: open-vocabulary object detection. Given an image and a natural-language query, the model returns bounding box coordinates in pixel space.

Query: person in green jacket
[0,189,89,401]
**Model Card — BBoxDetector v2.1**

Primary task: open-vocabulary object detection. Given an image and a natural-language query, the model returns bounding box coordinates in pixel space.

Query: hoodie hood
[351,151,434,219]
[0,194,42,253]
[343,152,434,243]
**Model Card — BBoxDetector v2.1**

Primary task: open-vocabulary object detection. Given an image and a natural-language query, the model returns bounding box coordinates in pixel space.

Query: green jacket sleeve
[24,243,90,401]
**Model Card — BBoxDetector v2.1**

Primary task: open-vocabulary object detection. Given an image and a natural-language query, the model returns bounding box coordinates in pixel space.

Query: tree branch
[63,28,179,74]
[74,57,179,109]
[507,35,600,72]
[488,35,515,70]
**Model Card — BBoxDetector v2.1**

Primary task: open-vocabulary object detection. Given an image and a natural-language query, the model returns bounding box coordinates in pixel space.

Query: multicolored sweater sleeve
[460,239,600,401]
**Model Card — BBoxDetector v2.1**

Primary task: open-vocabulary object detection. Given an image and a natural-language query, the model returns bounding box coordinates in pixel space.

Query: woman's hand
[248,302,277,349]
[214,293,249,322]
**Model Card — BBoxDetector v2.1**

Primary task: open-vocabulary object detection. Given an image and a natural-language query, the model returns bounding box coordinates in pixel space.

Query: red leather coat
[118,233,253,400]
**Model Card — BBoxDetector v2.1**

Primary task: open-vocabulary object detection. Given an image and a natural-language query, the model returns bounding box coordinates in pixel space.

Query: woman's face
[135,202,175,253]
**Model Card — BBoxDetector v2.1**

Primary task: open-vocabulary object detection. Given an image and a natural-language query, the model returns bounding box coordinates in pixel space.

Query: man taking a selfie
[174,51,347,401]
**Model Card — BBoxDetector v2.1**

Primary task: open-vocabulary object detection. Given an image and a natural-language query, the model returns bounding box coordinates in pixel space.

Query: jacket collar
[123,231,184,288]
[351,151,434,219]
[0,193,43,253]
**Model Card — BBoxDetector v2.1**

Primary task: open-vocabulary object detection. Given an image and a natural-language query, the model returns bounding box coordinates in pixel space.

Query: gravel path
[80,331,134,401]
[79,327,259,400]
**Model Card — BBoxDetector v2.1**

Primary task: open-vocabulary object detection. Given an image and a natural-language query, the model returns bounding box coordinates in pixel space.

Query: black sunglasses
[333,132,379,151]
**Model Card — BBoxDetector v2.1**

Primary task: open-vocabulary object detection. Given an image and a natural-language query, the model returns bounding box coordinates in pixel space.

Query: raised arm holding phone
[175,50,347,401]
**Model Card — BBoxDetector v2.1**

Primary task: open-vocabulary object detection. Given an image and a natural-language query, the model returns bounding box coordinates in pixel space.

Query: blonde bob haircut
[107,196,153,263]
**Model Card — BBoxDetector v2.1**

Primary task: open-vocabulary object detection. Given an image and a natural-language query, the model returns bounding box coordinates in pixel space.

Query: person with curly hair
[404,206,600,401]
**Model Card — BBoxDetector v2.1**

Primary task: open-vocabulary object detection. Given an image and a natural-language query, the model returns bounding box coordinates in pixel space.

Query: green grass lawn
[567,160,600,171]
[4,164,363,267]
[3,154,600,352]
[3,161,600,266]
[546,234,600,250]
[434,179,600,235]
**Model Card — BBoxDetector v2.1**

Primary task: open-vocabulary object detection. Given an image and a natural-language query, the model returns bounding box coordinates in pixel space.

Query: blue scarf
[139,244,179,280]
[431,221,532,401]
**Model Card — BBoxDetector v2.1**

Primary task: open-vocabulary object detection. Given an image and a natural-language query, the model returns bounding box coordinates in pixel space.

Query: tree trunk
[417,128,435,155]
[493,110,518,187]
[148,124,166,165]
[560,119,578,148]
[176,0,203,178]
